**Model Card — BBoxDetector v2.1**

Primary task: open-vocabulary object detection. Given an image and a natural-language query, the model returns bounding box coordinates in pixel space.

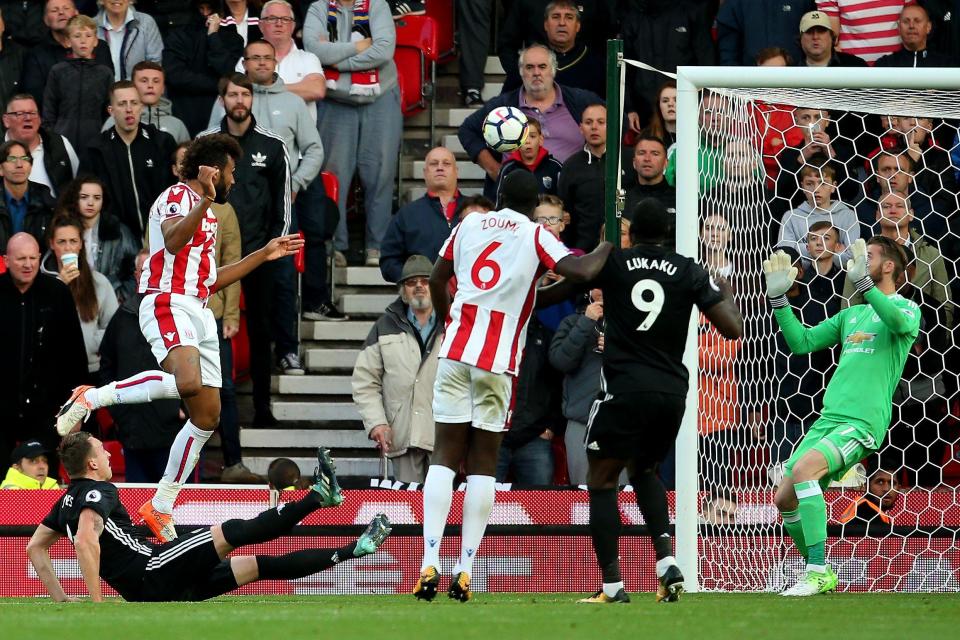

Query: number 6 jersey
[437,208,572,375]
[597,244,725,395]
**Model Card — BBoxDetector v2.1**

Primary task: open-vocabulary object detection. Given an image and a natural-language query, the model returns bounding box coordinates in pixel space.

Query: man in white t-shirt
[413,171,613,602]
[235,0,326,121]
[2,94,78,196]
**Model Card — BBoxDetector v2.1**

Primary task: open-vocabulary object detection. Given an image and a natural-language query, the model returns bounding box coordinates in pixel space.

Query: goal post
[672,65,960,592]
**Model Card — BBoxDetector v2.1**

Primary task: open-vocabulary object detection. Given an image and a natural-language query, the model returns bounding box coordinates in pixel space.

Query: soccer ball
[482,106,530,153]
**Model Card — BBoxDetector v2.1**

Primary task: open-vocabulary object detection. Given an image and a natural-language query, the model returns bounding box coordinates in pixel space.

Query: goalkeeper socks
[794,480,828,571]
[151,421,213,513]
[421,465,455,571]
[781,509,808,560]
[631,469,672,559]
[454,474,496,576]
[84,371,180,408]
[589,488,622,585]
[256,544,357,580]
[221,492,324,547]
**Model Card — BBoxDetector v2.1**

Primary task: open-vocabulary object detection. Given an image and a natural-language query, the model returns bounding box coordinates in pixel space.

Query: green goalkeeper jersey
[773,287,921,448]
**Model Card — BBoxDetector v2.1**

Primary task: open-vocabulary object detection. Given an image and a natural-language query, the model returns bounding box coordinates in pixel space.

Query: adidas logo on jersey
[251,152,267,167]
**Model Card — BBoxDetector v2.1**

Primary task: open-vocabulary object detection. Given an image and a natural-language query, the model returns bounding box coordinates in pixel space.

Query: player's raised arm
[429,257,455,322]
[553,241,614,283]
[847,238,921,336]
[702,275,743,339]
[161,165,218,255]
[25,524,72,602]
[74,509,105,602]
[765,249,842,355]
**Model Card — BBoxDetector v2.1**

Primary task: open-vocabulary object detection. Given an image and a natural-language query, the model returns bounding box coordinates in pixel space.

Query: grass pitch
[2,593,958,640]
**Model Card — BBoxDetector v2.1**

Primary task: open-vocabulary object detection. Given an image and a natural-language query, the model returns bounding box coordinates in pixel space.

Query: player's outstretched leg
[55,371,181,435]
[414,464,456,601]
[220,448,345,548]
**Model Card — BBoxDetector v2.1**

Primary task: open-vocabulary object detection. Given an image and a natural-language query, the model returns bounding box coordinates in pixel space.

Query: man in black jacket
[20,0,113,110]
[557,103,607,252]
[161,1,243,136]
[876,4,956,66]
[83,81,177,239]
[0,140,57,250]
[459,44,603,195]
[796,10,869,67]
[3,94,78,196]
[99,250,182,482]
[201,73,294,426]
[0,9,25,111]
[0,232,88,471]
[624,134,676,229]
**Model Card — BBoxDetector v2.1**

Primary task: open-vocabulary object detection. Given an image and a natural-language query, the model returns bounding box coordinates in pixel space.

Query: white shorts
[432,358,514,432]
[139,292,222,388]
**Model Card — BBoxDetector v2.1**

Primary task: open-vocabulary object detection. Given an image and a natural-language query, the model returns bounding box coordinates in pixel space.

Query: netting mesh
[687,84,960,591]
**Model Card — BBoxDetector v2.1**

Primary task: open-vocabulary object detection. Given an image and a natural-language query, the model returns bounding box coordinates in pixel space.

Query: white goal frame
[673,66,960,592]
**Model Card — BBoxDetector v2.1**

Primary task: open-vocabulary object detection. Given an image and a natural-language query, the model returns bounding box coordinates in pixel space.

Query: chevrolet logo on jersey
[846,331,877,345]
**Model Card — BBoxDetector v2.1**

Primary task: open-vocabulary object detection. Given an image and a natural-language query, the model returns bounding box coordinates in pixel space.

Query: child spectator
[778,162,858,262]
[2,441,59,489]
[42,15,113,164]
[57,175,139,302]
[40,214,119,375]
[494,118,563,202]
[805,220,846,276]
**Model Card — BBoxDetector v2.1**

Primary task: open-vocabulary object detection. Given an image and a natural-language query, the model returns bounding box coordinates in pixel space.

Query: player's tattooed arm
[75,509,105,602]
[26,524,73,602]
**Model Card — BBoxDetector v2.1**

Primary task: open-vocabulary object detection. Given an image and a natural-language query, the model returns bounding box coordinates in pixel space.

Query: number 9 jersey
[437,208,572,375]
[596,244,724,395]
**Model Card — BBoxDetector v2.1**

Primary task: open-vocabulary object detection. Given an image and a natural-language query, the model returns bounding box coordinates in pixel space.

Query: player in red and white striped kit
[55,134,303,542]
[413,171,613,602]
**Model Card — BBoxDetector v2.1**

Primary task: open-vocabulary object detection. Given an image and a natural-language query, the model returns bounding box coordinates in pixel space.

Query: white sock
[84,371,180,408]
[656,555,678,578]
[453,474,496,577]
[152,421,213,513]
[806,563,826,574]
[603,581,624,598]
[421,465,456,572]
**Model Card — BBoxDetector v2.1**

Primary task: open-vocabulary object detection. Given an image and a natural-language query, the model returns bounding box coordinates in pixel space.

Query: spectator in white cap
[3,440,60,489]
[797,10,868,67]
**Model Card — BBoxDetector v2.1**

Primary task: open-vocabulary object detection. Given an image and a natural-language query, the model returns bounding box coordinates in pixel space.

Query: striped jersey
[438,208,572,375]
[817,0,915,63]
[139,183,218,300]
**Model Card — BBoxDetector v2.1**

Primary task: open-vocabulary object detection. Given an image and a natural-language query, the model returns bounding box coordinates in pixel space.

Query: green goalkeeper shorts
[783,417,877,489]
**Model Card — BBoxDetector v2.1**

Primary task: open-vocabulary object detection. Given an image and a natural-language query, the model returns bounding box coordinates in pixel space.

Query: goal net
[657,66,960,592]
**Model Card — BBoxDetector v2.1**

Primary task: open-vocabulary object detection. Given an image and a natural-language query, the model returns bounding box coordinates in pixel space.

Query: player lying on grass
[579,199,742,604]
[27,433,391,602]
[413,172,613,603]
[764,237,919,596]
[54,134,303,543]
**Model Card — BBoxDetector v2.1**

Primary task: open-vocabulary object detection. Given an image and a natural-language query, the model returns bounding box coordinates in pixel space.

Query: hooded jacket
[779,200,860,263]
[42,58,113,160]
[199,115,291,256]
[352,297,439,457]
[102,96,191,143]
[207,76,323,192]
[82,122,177,238]
[549,310,603,425]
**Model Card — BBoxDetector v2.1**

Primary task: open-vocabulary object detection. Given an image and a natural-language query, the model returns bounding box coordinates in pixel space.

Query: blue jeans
[217,319,241,467]
[496,436,554,485]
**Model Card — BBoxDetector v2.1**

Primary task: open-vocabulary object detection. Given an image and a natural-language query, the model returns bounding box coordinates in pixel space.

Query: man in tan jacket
[352,255,439,483]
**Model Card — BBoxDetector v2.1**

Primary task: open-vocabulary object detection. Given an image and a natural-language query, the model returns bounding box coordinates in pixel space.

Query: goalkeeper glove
[763,250,798,308]
[846,238,874,293]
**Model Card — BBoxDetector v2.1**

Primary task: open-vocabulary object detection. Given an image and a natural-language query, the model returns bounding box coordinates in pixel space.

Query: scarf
[325,0,380,96]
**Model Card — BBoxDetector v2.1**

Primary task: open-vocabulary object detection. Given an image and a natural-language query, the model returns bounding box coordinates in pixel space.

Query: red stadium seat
[425,0,456,63]
[321,170,339,205]
[102,440,125,482]
[231,290,250,383]
[394,15,439,118]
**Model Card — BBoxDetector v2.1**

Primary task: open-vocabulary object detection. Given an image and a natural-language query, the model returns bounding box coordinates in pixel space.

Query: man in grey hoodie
[102,61,190,143]
[303,0,401,267]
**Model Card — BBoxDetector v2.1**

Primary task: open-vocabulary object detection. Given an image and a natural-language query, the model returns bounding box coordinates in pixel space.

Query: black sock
[221,493,323,547]
[589,488,622,584]
[256,544,357,580]
[632,468,672,560]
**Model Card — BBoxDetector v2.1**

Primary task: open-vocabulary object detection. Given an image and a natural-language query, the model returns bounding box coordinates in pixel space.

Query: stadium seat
[232,291,250,383]
[102,440,125,482]
[394,15,439,120]
[425,0,456,63]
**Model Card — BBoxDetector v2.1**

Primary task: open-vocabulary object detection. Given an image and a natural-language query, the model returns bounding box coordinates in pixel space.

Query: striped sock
[152,421,213,513]
[85,371,180,408]
[794,479,827,571]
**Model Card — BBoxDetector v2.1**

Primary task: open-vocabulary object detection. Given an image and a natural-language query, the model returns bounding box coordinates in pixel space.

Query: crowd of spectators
[1,1,958,508]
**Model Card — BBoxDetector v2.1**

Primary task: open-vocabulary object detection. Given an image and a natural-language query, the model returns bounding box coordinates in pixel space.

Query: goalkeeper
[763,237,919,597]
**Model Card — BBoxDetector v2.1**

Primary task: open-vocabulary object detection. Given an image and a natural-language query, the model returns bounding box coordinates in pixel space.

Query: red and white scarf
[325,0,380,97]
